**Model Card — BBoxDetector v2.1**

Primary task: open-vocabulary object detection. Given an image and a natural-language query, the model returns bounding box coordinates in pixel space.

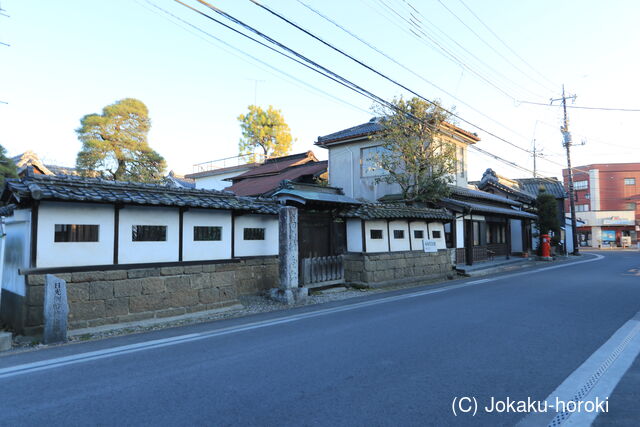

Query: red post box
[541,234,551,258]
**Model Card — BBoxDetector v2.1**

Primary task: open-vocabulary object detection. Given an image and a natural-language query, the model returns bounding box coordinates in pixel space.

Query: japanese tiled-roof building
[224,151,328,197]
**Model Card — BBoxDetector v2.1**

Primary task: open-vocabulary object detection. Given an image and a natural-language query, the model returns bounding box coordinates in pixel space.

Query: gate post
[270,205,307,304]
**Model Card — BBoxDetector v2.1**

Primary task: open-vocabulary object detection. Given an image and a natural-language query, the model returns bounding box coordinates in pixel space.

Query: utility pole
[532,138,537,178]
[551,85,579,255]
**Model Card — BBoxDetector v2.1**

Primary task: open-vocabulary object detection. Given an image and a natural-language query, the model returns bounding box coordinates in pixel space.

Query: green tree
[75,98,166,182]
[372,96,457,203]
[237,105,293,160]
[535,189,561,246]
[0,144,17,187]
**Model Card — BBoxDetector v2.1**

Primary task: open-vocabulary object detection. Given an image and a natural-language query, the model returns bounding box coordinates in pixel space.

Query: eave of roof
[184,163,258,179]
[273,188,361,206]
[2,172,279,215]
[441,198,537,219]
[450,185,522,206]
[340,203,453,221]
[316,118,481,146]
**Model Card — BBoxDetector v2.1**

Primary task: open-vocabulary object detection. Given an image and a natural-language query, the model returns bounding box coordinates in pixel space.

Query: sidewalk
[456,255,571,277]
[593,353,640,426]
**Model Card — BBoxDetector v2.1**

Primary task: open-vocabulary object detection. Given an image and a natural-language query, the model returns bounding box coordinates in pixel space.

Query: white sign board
[422,239,437,253]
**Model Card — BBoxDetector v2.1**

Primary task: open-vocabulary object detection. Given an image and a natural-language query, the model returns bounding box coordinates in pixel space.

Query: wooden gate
[301,255,344,288]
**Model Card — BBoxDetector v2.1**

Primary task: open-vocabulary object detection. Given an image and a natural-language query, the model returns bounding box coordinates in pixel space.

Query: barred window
[54,224,99,242]
[393,230,405,239]
[414,230,424,239]
[193,226,222,241]
[132,225,167,242]
[243,228,265,240]
[370,229,383,239]
[432,230,442,239]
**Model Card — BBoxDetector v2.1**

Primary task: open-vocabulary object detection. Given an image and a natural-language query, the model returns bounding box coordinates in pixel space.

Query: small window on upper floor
[624,178,636,185]
[457,146,465,177]
[54,224,99,242]
[393,230,405,239]
[413,230,424,239]
[432,230,442,239]
[361,146,389,177]
[370,229,383,239]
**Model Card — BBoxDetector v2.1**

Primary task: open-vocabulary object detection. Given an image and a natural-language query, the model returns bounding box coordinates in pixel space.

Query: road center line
[0,253,604,379]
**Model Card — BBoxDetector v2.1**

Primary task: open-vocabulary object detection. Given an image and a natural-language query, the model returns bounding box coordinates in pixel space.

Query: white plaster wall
[1,209,31,296]
[510,219,523,252]
[328,140,401,201]
[182,209,232,261]
[456,218,465,248]
[37,202,114,268]
[409,221,428,251]
[195,169,250,191]
[119,206,179,264]
[428,222,447,250]
[389,220,410,251]
[327,139,469,202]
[346,218,363,252]
[234,214,278,257]
[364,220,389,253]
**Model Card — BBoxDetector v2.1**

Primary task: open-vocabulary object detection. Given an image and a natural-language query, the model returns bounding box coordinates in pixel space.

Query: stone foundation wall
[20,257,278,335]
[344,249,453,287]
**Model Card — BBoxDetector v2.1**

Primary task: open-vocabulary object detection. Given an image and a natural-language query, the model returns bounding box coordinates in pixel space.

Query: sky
[1,0,639,181]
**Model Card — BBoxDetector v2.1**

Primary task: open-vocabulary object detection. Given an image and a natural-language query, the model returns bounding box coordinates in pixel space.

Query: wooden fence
[301,255,344,288]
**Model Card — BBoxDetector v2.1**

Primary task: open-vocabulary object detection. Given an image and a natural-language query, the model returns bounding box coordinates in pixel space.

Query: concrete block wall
[20,257,278,335]
[344,249,453,287]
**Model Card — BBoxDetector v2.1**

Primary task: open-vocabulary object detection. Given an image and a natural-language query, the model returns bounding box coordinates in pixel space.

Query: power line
[436,0,553,98]
[177,1,562,185]
[378,0,541,100]
[518,99,640,112]
[296,0,534,142]
[455,0,559,92]
[140,1,371,115]
[248,0,537,158]
[370,0,523,101]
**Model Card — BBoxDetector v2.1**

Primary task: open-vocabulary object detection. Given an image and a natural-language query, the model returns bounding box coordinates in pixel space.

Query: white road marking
[467,279,492,285]
[0,253,604,379]
[518,311,640,426]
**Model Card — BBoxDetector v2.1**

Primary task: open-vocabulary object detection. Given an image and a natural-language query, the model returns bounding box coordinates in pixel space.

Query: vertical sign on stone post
[272,205,307,304]
[43,274,69,344]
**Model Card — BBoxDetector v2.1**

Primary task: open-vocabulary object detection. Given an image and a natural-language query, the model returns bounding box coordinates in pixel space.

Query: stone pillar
[270,206,307,304]
[43,274,68,344]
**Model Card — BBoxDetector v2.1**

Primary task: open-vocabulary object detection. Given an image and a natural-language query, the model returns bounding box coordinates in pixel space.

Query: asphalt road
[1,251,639,426]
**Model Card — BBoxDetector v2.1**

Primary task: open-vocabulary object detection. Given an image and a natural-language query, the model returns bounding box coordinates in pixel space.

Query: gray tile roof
[515,178,567,199]
[2,171,278,215]
[450,185,523,206]
[442,198,537,219]
[340,203,453,221]
[316,118,382,145]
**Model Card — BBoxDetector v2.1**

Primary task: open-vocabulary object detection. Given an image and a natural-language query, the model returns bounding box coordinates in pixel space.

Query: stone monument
[43,274,69,344]
[270,205,307,304]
